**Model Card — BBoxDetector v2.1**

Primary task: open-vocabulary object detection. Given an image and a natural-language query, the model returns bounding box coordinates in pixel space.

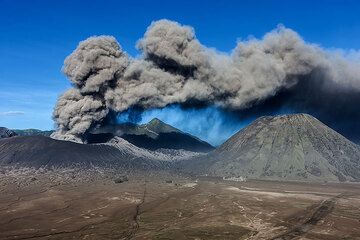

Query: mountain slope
[0,136,167,170]
[90,118,214,152]
[179,114,360,182]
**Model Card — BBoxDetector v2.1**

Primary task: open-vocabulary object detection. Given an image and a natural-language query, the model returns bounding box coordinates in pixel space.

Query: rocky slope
[179,114,360,182]
[104,137,203,162]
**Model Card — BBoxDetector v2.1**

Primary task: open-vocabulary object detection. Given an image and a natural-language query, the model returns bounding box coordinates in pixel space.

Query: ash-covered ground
[1,168,359,240]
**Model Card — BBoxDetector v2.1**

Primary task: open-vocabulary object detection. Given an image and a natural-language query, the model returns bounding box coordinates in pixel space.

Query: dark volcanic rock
[0,127,17,139]
[179,114,360,182]
[0,136,167,170]
[114,175,128,183]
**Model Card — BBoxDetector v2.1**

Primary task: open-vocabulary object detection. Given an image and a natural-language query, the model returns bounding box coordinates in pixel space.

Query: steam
[52,19,360,143]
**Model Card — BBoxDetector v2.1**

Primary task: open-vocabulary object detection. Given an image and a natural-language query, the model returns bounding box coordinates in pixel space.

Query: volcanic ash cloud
[51,19,360,143]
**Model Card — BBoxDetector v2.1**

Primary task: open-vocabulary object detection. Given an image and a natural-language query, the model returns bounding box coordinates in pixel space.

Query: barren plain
[0,169,359,240]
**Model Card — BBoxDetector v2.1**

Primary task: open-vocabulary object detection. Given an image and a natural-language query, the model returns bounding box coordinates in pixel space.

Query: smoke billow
[52,36,129,142]
[52,19,360,143]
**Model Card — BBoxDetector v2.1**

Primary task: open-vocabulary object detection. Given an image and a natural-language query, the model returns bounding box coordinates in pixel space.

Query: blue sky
[1,0,360,133]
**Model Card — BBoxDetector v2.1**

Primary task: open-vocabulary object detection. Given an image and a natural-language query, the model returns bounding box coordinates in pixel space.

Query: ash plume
[52,19,360,143]
[52,36,129,142]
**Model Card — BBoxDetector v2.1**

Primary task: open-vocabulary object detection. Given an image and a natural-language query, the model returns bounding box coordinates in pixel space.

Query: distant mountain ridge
[90,118,214,152]
[13,129,54,137]
[0,127,17,139]
[0,127,54,138]
[179,114,360,182]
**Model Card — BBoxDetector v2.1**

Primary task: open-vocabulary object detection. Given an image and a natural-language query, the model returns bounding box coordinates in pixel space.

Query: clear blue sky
[1,0,360,130]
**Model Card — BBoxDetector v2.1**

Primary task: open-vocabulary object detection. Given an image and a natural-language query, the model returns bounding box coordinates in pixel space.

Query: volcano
[0,119,210,169]
[179,114,360,182]
[0,135,168,169]
[89,118,214,152]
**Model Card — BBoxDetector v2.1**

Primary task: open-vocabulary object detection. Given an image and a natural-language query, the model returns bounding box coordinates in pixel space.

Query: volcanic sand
[0,171,360,240]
